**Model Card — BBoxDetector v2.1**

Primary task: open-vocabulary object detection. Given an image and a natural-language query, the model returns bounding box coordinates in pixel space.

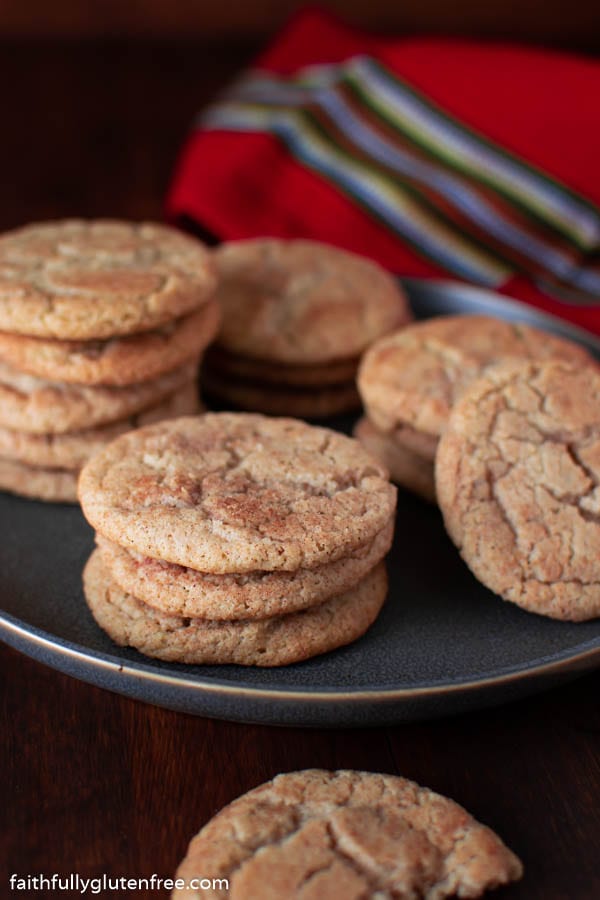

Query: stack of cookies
[0,220,219,502]
[78,413,397,667]
[203,238,412,418]
[356,315,594,502]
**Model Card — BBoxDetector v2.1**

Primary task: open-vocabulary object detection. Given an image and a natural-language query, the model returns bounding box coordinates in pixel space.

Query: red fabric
[166,8,600,336]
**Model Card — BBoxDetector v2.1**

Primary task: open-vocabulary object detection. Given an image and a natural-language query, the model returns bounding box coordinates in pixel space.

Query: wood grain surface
[1,40,599,900]
[0,1,598,50]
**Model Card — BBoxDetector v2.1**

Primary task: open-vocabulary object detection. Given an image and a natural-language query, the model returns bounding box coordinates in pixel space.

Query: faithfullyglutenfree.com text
[9,873,229,894]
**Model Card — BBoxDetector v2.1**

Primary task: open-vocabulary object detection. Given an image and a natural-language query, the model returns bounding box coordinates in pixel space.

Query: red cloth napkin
[166,8,600,335]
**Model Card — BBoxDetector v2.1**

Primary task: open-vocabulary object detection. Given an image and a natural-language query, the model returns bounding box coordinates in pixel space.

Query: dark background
[1,3,600,898]
[0,0,598,46]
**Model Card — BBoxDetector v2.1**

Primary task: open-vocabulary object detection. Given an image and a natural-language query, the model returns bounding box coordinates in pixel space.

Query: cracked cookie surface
[78,413,397,573]
[214,239,411,364]
[96,517,393,619]
[84,551,387,666]
[173,769,522,899]
[0,358,197,434]
[0,219,216,339]
[0,300,219,386]
[436,360,600,620]
[358,315,594,438]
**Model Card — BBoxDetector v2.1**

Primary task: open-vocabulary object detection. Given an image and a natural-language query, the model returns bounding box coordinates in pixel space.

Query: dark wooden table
[1,40,599,900]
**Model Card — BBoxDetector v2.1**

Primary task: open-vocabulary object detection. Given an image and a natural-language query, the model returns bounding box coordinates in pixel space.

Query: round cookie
[354,417,435,503]
[214,238,411,364]
[83,551,387,666]
[0,358,197,434]
[0,382,199,470]
[78,413,397,573]
[173,769,523,899]
[0,300,220,386]
[205,346,358,387]
[96,516,394,619]
[436,360,600,621]
[0,219,216,339]
[0,457,78,502]
[358,315,594,438]
[203,371,361,418]
[393,424,438,463]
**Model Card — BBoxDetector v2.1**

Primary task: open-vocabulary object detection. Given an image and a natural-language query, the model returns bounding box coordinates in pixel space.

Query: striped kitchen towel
[166,8,600,334]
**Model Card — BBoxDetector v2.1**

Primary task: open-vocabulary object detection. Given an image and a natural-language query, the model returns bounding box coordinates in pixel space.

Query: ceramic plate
[2,279,600,727]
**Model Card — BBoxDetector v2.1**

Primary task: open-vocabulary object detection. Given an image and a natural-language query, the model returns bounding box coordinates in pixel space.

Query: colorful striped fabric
[200,56,600,304]
[166,9,600,333]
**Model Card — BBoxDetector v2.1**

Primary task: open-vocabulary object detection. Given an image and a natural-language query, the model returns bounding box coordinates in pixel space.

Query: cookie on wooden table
[172,769,523,898]
[83,551,387,666]
[78,413,397,573]
[0,219,216,339]
[436,360,600,621]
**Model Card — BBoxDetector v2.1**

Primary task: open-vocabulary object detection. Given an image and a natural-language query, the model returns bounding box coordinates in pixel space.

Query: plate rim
[2,608,599,704]
[400,276,600,356]
[2,277,600,717]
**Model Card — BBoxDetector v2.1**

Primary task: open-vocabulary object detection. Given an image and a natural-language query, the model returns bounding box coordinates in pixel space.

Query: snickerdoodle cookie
[354,417,436,503]
[0,300,219,386]
[202,370,361,419]
[78,413,397,573]
[0,456,79,502]
[436,360,600,621]
[80,413,395,661]
[358,315,593,440]
[0,219,216,339]
[172,769,522,899]
[0,382,199,470]
[84,552,387,666]
[95,517,393,620]
[213,239,410,365]
[205,346,358,387]
[0,358,197,434]
[204,239,410,416]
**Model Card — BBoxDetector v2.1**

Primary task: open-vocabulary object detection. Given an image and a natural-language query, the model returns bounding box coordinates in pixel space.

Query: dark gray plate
[2,279,600,727]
